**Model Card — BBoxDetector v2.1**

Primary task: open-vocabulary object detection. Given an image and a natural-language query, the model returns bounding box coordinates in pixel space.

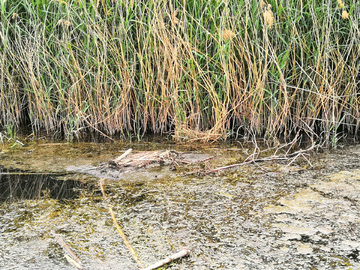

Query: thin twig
[99,179,145,269]
[53,233,85,270]
[81,114,115,142]
[143,249,191,270]
[206,141,317,175]
[208,160,256,174]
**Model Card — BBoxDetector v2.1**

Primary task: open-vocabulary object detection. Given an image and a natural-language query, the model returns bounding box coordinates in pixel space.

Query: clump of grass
[0,0,359,143]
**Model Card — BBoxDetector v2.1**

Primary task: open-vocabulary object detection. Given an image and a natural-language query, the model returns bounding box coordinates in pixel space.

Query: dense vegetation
[0,0,359,142]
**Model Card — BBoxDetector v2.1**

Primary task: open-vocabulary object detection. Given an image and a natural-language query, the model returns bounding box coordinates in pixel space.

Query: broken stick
[113,148,133,163]
[143,249,191,270]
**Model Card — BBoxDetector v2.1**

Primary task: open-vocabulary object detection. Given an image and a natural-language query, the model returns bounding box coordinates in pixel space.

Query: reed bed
[0,0,359,142]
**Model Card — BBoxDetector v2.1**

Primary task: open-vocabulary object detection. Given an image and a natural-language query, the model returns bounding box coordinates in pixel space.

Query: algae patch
[311,169,360,201]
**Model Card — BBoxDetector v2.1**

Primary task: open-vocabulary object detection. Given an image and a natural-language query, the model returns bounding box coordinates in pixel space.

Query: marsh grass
[0,0,359,142]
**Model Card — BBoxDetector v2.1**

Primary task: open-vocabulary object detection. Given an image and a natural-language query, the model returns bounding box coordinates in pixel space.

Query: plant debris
[99,149,214,174]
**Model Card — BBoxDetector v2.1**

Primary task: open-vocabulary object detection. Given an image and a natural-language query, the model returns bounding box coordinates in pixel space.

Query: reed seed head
[337,0,344,8]
[57,19,72,26]
[223,29,236,41]
[171,9,180,25]
[260,0,267,10]
[263,9,275,29]
[342,10,349,19]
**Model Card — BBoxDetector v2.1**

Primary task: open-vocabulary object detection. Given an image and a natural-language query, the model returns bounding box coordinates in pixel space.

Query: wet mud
[0,141,360,269]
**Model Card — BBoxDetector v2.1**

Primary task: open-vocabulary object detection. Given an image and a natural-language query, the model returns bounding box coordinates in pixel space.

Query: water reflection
[0,167,88,202]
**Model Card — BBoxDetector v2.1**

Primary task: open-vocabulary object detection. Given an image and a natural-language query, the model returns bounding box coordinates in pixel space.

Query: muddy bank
[0,141,360,269]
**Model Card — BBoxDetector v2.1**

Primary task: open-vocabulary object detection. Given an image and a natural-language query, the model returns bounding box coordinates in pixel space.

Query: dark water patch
[0,167,93,203]
[347,249,360,262]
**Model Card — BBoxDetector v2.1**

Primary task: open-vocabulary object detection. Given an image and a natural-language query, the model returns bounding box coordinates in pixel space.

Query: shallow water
[0,141,360,269]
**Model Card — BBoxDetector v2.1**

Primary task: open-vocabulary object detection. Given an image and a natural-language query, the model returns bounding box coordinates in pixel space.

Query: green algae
[1,141,360,269]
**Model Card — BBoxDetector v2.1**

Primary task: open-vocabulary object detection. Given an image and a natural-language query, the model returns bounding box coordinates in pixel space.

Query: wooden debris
[143,249,191,270]
[112,150,179,168]
[100,150,213,175]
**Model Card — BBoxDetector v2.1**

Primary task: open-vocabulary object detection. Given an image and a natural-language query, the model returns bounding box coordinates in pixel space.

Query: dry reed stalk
[53,234,85,270]
[175,123,227,142]
[1,0,359,143]
[260,0,267,10]
[99,179,144,269]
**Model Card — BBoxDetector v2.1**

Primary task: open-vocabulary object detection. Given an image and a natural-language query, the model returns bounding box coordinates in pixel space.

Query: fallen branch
[143,249,191,270]
[206,141,317,175]
[207,160,256,174]
[99,179,145,269]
